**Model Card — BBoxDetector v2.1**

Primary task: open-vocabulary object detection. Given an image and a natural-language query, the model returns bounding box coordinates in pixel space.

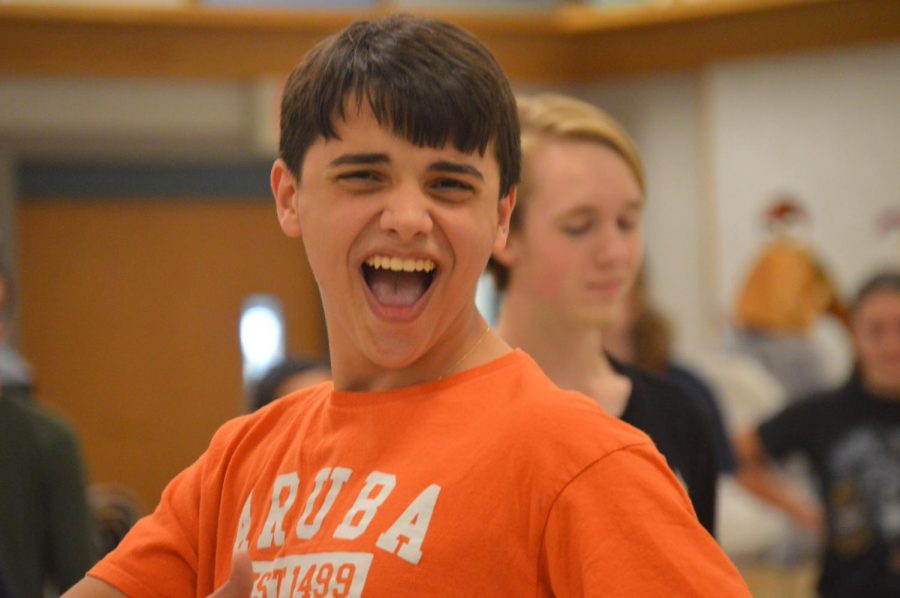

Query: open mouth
[362,255,436,308]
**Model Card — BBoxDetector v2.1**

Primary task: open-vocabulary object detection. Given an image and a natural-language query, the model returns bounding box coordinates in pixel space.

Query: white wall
[0,77,259,160]
[709,42,900,305]
[576,41,900,359]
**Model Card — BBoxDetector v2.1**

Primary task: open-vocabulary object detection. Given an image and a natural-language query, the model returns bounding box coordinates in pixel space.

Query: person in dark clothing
[735,269,900,597]
[604,269,737,475]
[609,356,719,533]
[490,92,719,535]
[0,262,97,597]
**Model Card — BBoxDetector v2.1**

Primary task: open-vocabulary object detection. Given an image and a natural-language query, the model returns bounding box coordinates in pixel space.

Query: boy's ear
[492,186,517,254]
[271,159,302,238]
[492,187,519,268]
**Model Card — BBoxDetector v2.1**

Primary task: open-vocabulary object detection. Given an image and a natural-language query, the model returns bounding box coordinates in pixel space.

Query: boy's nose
[380,185,434,241]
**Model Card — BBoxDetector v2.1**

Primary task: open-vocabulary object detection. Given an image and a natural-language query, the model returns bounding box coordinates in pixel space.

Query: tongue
[369,270,427,307]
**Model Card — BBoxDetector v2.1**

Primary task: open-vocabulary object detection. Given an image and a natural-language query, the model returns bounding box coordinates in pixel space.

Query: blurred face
[273,101,513,380]
[853,289,900,397]
[276,368,332,396]
[499,138,644,327]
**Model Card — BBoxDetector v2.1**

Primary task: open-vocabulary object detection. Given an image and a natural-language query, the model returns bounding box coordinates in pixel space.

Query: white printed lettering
[333,471,396,540]
[296,467,352,540]
[233,491,253,554]
[250,552,373,598]
[257,472,299,549]
[376,483,440,565]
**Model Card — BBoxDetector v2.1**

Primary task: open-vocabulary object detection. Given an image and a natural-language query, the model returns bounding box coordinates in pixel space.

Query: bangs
[316,40,497,158]
[350,84,492,158]
[280,14,519,196]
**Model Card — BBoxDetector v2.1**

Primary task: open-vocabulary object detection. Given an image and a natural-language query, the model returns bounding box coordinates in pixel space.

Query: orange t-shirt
[89,350,749,597]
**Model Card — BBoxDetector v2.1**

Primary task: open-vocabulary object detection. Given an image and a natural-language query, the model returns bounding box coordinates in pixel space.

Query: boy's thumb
[207,552,254,598]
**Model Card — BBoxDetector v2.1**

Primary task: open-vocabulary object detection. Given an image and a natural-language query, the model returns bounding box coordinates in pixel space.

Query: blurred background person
[0,262,97,597]
[88,483,145,560]
[0,261,31,402]
[248,354,330,412]
[489,93,719,535]
[734,269,900,598]
[730,195,851,401]
[604,267,737,476]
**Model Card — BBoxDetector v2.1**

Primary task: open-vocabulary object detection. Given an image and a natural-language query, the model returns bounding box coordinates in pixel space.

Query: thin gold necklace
[438,322,492,380]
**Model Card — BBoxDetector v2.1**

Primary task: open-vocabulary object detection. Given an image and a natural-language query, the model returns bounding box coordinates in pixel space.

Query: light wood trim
[0,3,565,81]
[0,0,898,82]
[566,0,900,79]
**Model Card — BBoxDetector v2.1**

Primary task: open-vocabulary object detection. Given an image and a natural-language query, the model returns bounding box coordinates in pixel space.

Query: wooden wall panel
[18,199,323,510]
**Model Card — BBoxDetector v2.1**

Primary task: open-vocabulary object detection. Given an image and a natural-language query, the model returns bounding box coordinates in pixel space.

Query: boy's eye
[336,170,384,185]
[430,178,475,196]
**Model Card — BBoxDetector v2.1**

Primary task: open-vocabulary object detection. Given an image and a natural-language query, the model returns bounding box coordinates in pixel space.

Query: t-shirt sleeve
[88,456,205,597]
[540,443,750,597]
[757,399,817,461]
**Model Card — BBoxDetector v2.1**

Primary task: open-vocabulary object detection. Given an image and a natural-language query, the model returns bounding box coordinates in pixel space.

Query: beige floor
[738,560,818,598]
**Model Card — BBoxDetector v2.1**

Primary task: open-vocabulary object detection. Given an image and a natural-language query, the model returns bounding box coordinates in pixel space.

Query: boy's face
[497,138,643,328]
[273,101,513,384]
[853,289,900,396]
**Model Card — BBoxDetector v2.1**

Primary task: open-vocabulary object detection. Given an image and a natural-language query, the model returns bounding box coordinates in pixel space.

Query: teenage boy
[65,14,749,597]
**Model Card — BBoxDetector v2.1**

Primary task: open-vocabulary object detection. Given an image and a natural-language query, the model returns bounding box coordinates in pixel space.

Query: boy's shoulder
[488,350,656,459]
[208,382,333,450]
[207,352,652,470]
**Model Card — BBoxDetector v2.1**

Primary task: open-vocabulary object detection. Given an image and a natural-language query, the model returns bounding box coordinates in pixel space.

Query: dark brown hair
[853,269,900,313]
[279,14,520,199]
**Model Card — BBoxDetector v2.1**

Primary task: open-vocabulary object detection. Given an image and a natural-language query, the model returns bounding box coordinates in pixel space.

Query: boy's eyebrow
[428,161,484,181]
[328,154,485,181]
[329,153,390,167]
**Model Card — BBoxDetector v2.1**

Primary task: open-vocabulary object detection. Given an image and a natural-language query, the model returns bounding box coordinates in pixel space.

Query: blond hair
[488,93,644,290]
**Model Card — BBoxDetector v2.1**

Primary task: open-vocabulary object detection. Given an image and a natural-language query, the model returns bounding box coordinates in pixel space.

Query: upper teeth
[365,255,436,273]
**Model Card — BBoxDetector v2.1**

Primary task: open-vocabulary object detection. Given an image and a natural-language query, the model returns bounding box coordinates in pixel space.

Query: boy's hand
[207,553,253,598]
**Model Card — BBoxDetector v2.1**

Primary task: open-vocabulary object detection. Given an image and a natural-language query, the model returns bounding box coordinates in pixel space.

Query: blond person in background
[65,16,747,598]
[489,93,720,535]
[735,270,900,598]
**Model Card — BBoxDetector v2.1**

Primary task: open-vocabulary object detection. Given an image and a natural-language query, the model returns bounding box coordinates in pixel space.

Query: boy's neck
[329,312,511,393]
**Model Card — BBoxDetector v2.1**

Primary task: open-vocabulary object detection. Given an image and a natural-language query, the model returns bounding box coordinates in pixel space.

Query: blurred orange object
[734,238,848,333]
